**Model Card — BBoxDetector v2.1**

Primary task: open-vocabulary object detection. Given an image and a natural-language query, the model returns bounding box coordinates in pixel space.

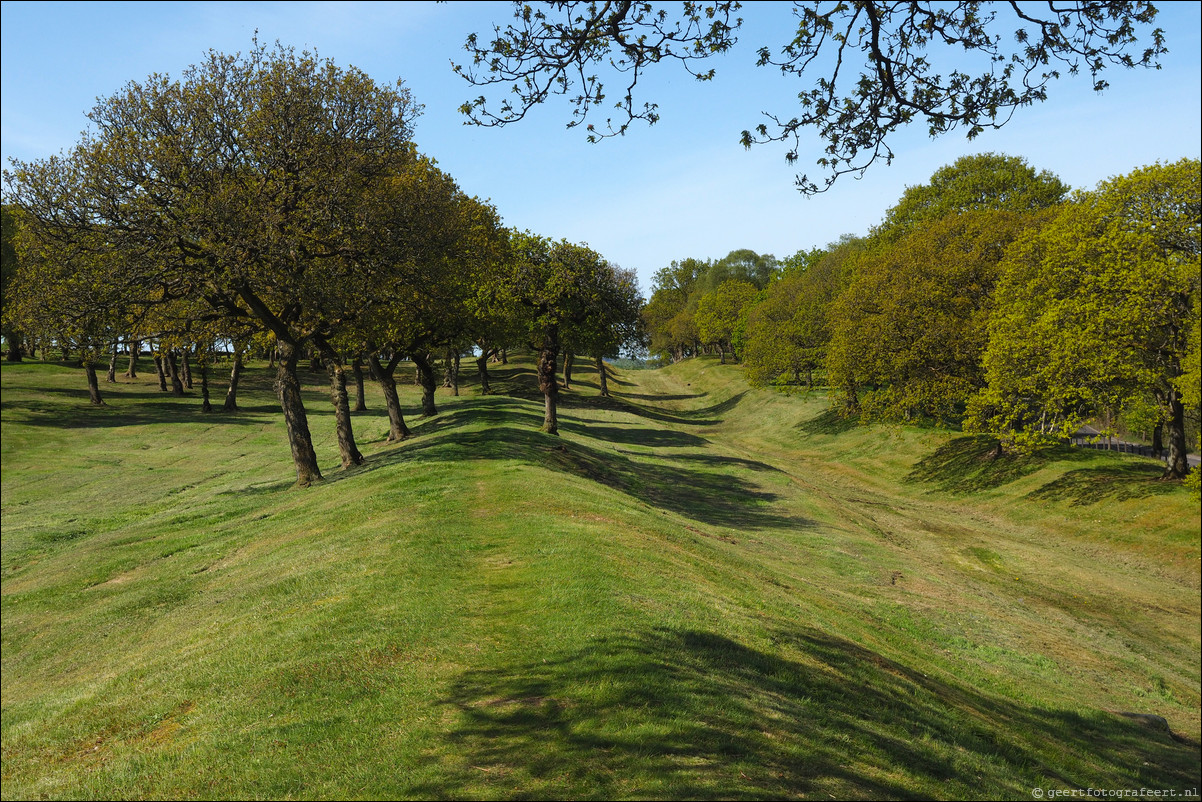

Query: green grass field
[2,355,1199,800]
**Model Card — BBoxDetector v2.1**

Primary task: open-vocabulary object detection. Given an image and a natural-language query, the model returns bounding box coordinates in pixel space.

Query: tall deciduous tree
[456,2,1164,192]
[1,206,26,361]
[828,210,1050,421]
[968,159,1200,479]
[741,240,858,391]
[501,234,611,434]
[695,278,757,364]
[874,152,1069,242]
[4,41,421,485]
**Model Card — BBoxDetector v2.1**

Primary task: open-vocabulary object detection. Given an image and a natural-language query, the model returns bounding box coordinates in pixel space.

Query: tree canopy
[968,158,1200,478]
[455,1,1165,193]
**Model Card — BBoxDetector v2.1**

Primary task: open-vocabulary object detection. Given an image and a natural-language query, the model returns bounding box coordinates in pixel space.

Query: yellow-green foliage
[969,159,1201,457]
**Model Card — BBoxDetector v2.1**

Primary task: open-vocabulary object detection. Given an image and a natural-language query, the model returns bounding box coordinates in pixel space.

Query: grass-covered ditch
[2,356,1198,799]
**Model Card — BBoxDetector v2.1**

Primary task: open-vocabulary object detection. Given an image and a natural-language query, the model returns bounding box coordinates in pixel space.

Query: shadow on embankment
[406,625,1199,800]
[338,395,806,532]
[906,435,1178,506]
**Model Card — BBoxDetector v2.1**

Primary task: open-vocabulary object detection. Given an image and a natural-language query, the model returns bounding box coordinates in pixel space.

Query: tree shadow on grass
[409,626,1199,800]
[1,396,272,429]
[906,436,1092,494]
[620,392,707,402]
[560,392,723,426]
[797,408,859,436]
[353,420,804,531]
[557,422,711,449]
[1026,462,1178,506]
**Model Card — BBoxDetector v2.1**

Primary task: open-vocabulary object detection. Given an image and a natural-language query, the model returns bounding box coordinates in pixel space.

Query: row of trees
[2,42,644,486]
[642,154,1200,480]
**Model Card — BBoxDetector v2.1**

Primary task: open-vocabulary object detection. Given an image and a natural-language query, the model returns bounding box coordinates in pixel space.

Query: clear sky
[2,1,1200,296]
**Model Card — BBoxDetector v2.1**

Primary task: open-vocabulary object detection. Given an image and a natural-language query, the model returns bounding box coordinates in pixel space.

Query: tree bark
[368,349,411,441]
[476,347,493,394]
[1152,419,1164,456]
[562,351,574,389]
[275,341,323,486]
[84,360,104,405]
[352,356,367,411]
[316,340,365,469]
[595,354,610,397]
[224,348,243,412]
[411,351,438,417]
[199,357,212,413]
[1162,388,1190,480]
[166,350,185,396]
[3,327,23,361]
[153,353,168,391]
[537,332,560,434]
[181,348,193,389]
[125,339,139,378]
[442,347,460,396]
[106,342,118,383]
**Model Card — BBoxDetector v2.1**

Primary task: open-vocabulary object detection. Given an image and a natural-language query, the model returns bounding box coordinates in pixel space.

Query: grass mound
[2,356,1198,799]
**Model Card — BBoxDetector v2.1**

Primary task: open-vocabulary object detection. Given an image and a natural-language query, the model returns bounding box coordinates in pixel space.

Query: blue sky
[2,1,1199,295]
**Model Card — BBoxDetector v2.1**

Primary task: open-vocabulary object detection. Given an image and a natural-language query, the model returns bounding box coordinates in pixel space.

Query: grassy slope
[1,356,1198,800]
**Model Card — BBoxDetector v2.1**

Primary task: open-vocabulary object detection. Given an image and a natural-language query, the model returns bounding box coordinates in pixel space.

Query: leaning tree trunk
[275,340,323,486]
[1162,388,1190,480]
[106,342,118,383]
[368,349,412,442]
[165,350,185,396]
[224,348,243,412]
[352,357,367,412]
[84,359,104,406]
[537,333,560,435]
[595,354,610,397]
[411,351,438,417]
[125,339,139,378]
[562,351,574,390]
[153,352,168,392]
[316,340,364,469]
[181,348,193,389]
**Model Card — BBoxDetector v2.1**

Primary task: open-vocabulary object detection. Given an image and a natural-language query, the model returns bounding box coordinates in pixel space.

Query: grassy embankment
[1,355,1199,800]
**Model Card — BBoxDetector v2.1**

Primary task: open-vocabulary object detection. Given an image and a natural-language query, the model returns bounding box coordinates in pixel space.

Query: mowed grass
[1,355,1199,800]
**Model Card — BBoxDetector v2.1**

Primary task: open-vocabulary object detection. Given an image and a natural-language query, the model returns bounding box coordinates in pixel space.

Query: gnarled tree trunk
[275,340,323,486]
[476,346,493,394]
[125,339,139,378]
[1162,388,1190,480]
[316,338,364,469]
[562,351,574,389]
[166,350,185,396]
[153,352,168,392]
[181,348,193,389]
[84,359,105,406]
[537,332,560,434]
[595,354,610,397]
[199,356,212,413]
[411,351,438,417]
[368,349,412,441]
[352,357,367,412]
[224,348,243,412]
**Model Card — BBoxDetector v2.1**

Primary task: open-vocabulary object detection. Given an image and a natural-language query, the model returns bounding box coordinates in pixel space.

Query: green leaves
[968,158,1200,473]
